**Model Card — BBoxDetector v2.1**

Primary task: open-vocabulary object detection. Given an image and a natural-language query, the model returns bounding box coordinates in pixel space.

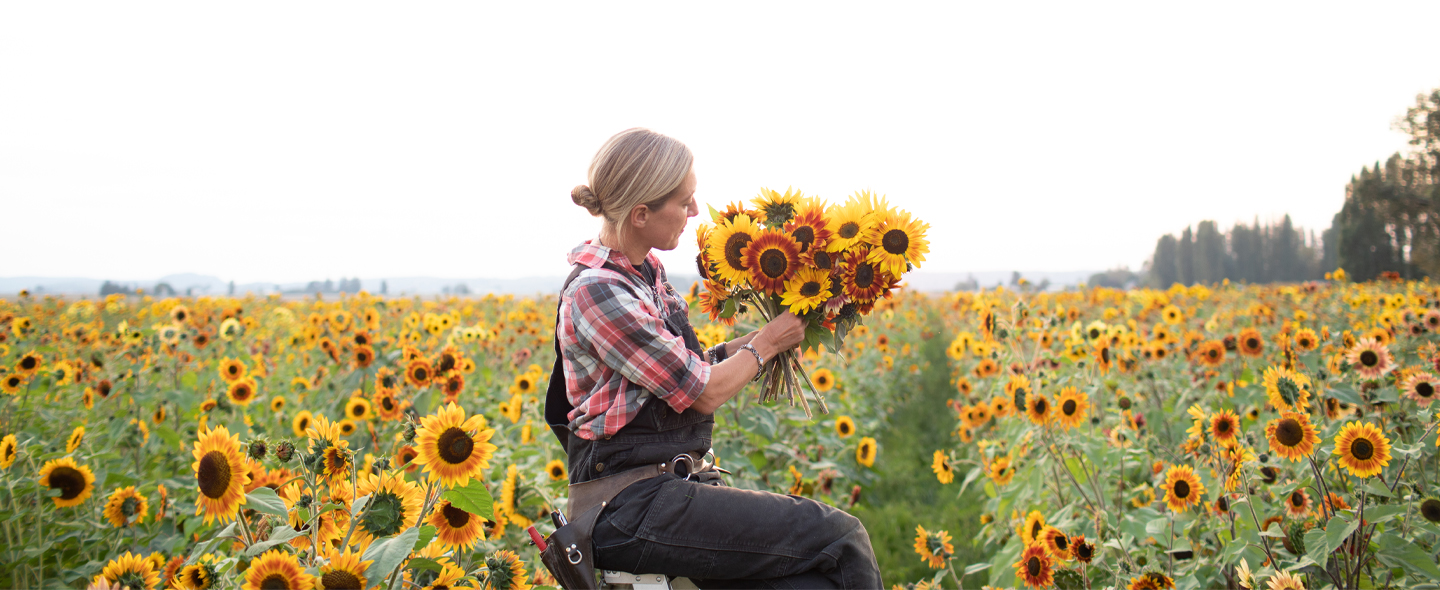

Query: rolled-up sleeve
[570,279,711,414]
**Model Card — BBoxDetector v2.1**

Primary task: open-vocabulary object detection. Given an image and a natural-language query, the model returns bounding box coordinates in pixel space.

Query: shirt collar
[568,240,661,277]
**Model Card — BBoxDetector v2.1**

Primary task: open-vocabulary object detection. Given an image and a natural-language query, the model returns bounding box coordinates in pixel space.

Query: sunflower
[353,471,424,545]
[1129,572,1176,590]
[1261,365,1312,413]
[855,436,877,467]
[316,547,372,590]
[1161,465,1206,513]
[1025,393,1052,426]
[16,351,43,376]
[1333,421,1392,478]
[1266,571,1305,590]
[784,198,835,255]
[0,434,17,469]
[864,206,929,277]
[1265,411,1319,462]
[1401,371,1438,406]
[988,455,1015,485]
[1210,409,1241,447]
[1013,543,1054,589]
[1237,328,1264,358]
[810,368,835,392]
[751,186,803,225]
[430,499,488,552]
[707,213,763,286]
[191,426,249,523]
[352,345,375,369]
[414,402,498,487]
[1020,510,1046,545]
[743,229,803,295]
[482,549,533,590]
[835,415,856,438]
[67,425,85,453]
[912,525,955,569]
[931,450,954,484]
[1054,387,1088,430]
[840,246,891,303]
[292,411,314,437]
[511,372,537,395]
[218,358,247,383]
[1039,526,1071,561]
[973,358,999,379]
[345,396,373,421]
[103,486,149,527]
[406,359,435,389]
[243,550,314,590]
[1285,488,1310,517]
[1293,328,1318,351]
[423,559,471,590]
[1420,497,1440,523]
[226,377,257,407]
[1070,535,1095,563]
[781,266,832,315]
[1,373,24,394]
[826,192,880,253]
[1196,340,1226,367]
[38,457,95,508]
[1132,485,1156,508]
[176,557,218,590]
[374,390,408,421]
[100,551,161,590]
[1346,337,1394,379]
[546,459,568,481]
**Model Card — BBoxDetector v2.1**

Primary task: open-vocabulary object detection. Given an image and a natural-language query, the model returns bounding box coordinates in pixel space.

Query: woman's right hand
[753,311,806,359]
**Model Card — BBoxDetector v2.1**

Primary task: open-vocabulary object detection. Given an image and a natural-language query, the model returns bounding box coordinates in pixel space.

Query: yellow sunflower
[429,499,488,552]
[0,434,17,469]
[291,410,314,437]
[1261,365,1312,413]
[100,551,161,590]
[413,402,498,487]
[931,450,954,484]
[1333,421,1392,478]
[1039,526,1071,561]
[344,396,373,421]
[103,486,149,528]
[1266,571,1305,590]
[1020,510,1046,545]
[226,377,258,407]
[863,206,930,277]
[1013,543,1054,589]
[750,186,803,225]
[38,457,95,508]
[835,415,856,438]
[352,471,424,546]
[546,459,568,481]
[242,550,314,590]
[1196,340,1226,367]
[706,213,763,286]
[406,359,435,389]
[1026,393,1052,426]
[316,547,372,590]
[374,390,408,421]
[218,358,246,383]
[826,191,881,252]
[989,455,1015,485]
[1293,328,1319,351]
[781,266,832,315]
[1285,488,1310,517]
[1265,411,1320,462]
[191,426,249,523]
[1161,465,1206,513]
[810,368,835,392]
[743,229,803,295]
[1054,387,1089,430]
[912,525,955,569]
[856,436,877,467]
[67,425,85,453]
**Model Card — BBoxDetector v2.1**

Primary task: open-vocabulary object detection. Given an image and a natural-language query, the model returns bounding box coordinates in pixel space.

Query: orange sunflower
[1196,340,1226,367]
[840,246,890,303]
[1401,371,1438,406]
[783,198,834,256]
[1013,543,1054,589]
[1265,411,1320,462]
[430,499,488,552]
[743,229,802,295]
[1237,328,1264,358]
[1333,421,1392,478]
[1209,409,1241,447]
[242,550,313,590]
[1161,465,1206,512]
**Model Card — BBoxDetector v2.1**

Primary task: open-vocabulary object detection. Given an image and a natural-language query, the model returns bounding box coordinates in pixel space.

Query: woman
[552,128,882,589]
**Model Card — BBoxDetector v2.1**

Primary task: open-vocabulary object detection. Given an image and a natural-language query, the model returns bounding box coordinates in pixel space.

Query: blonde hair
[572,128,693,238]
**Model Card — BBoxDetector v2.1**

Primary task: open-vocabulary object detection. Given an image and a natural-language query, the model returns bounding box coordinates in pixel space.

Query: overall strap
[545,261,632,448]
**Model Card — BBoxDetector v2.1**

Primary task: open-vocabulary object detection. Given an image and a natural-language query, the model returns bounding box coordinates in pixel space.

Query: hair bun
[572,185,602,216]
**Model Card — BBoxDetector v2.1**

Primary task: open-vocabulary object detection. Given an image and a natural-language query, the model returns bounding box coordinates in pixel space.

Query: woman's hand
[751,311,806,361]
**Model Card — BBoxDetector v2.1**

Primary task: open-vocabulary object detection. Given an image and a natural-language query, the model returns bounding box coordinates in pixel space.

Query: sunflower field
[1,271,1439,589]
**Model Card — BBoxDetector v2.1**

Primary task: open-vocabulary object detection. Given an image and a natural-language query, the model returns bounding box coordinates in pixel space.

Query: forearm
[689,352,762,414]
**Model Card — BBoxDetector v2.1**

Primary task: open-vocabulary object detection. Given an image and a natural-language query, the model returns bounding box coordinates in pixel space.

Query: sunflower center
[1360,350,1379,367]
[1350,438,1374,461]
[1033,398,1048,415]
[227,365,239,376]
[1062,400,1077,415]
[1208,348,1220,360]
[800,281,822,298]
[1053,534,1068,551]
[881,229,909,255]
[233,384,251,400]
[1418,382,1435,398]
[259,574,291,590]
[838,222,860,240]
[382,397,395,411]
[1421,498,1440,523]
[121,496,139,517]
[413,367,429,382]
[791,226,815,251]
[814,250,833,269]
[352,405,365,417]
[437,427,474,464]
[197,451,232,499]
[854,263,875,288]
[759,249,789,279]
[839,423,852,435]
[1078,544,1093,559]
[724,234,752,270]
[1101,348,1110,363]
[20,357,36,370]
[399,449,417,465]
[1245,337,1260,350]
[325,448,348,472]
[1290,491,1305,507]
[439,354,455,373]
[442,503,471,528]
[1216,419,1231,433]
[321,570,362,589]
[1026,556,1041,577]
[1268,418,1302,448]
[1174,479,1191,499]
[49,467,86,500]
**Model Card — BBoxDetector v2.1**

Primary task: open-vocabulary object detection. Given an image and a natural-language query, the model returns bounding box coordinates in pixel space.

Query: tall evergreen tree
[1177,226,1195,286]
[1151,234,1179,287]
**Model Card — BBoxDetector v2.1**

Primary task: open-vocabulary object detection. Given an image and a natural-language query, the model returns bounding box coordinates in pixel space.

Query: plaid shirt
[559,240,711,440]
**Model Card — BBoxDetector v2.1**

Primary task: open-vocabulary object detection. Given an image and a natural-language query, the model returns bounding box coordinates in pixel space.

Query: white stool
[601,570,699,590]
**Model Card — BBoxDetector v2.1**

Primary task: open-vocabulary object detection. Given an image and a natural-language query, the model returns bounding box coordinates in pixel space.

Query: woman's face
[638,168,698,252]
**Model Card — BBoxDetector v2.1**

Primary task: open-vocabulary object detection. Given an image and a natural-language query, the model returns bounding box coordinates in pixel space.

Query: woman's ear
[630,204,650,229]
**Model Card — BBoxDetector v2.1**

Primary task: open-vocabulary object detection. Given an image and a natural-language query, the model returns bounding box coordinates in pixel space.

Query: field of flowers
[1,272,1438,589]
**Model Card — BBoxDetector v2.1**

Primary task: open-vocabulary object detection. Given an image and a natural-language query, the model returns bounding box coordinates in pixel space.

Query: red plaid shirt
[559,240,711,440]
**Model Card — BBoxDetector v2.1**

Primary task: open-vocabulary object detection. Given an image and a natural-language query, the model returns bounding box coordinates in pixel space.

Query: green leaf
[244,487,289,520]
[1363,504,1406,524]
[1363,480,1395,498]
[1145,516,1168,536]
[350,494,374,518]
[963,562,992,575]
[413,525,437,551]
[1322,514,1361,560]
[154,425,180,449]
[1376,532,1440,579]
[242,526,302,557]
[958,466,984,496]
[720,297,737,320]
[362,527,421,589]
[442,479,495,520]
[1329,384,1365,407]
[406,557,444,573]
[1304,527,1328,565]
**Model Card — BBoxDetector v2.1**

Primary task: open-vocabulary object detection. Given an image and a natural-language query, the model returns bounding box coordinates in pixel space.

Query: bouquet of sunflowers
[695,188,930,416]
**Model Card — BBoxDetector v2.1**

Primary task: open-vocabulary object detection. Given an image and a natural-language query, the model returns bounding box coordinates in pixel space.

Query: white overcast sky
[3,2,1438,283]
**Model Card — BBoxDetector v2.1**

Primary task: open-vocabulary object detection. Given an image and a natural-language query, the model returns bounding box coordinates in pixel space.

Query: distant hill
[1,270,1099,297]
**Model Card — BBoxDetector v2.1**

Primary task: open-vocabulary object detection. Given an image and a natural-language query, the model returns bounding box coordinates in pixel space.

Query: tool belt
[536,453,727,590]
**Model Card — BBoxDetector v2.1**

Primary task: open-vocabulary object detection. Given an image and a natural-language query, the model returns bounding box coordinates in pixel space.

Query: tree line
[1144,85,1440,286]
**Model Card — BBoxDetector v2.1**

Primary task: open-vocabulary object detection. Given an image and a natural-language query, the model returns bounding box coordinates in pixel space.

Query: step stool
[601,570,699,590]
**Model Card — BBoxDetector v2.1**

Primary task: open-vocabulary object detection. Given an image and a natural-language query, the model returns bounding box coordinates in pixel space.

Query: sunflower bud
[402,422,417,442]
[375,457,391,471]
[298,494,313,509]
[275,441,295,463]
[1258,453,1270,463]
[247,440,268,461]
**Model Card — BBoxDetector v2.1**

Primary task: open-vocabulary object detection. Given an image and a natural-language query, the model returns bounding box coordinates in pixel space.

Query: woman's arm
[689,312,806,414]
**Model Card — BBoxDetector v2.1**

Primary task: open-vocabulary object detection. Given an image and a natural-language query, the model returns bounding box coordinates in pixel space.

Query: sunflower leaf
[406,557,444,573]
[242,526,301,557]
[363,526,421,589]
[413,525,437,551]
[442,479,495,520]
[963,562,991,575]
[350,494,374,518]
[244,487,289,520]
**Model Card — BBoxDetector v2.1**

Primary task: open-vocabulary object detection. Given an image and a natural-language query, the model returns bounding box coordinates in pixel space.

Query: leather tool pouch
[540,502,605,590]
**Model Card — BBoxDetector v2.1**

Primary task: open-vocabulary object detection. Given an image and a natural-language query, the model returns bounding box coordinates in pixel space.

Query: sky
[3,2,1438,284]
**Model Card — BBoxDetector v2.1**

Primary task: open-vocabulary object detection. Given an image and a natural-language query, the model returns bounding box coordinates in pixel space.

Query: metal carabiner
[670,453,696,481]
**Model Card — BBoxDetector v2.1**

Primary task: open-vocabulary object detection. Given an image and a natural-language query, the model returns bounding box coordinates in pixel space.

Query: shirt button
[595,463,605,472]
